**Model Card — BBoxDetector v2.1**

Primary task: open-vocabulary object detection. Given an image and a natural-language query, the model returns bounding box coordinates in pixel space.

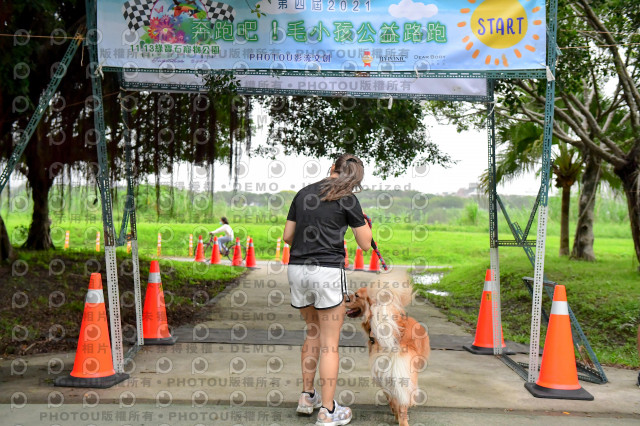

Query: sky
[174,106,546,196]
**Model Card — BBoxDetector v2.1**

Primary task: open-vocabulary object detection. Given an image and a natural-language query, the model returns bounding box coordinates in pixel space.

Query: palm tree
[552,144,582,256]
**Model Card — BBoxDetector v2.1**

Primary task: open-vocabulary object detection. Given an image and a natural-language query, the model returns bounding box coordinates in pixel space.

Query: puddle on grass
[412,272,450,296]
[412,272,444,286]
[424,289,450,297]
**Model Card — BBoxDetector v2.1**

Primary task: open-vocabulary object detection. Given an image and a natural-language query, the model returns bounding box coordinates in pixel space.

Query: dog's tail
[370,350,415,407]
[370,303,402,348]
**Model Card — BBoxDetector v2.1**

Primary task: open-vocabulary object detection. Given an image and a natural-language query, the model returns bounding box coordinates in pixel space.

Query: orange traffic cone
[55,273,128,388]
[281,243,290,265]
[463,270,513,355]
[525,285,594,400]
[353,247,364,271]
[344,240,349,268]
[194,235,205,262]
[142,261,177,345]
[367,249,380,273]
[246,237,257,268]
[275,238,281,260]
[210,236,221,265]
[231,237,243,266]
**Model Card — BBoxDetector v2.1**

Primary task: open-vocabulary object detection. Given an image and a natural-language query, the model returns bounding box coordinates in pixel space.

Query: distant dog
[346,285,430,426]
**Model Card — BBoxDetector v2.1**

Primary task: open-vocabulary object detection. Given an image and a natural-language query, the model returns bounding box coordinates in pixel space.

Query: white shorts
[288,264,347,310]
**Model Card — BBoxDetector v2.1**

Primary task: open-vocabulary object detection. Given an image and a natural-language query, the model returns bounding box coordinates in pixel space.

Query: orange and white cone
[142,261,177,345]
[231,237,243,266]
[194,235,205,262]
[367,249,380,273]
[353,247,364,271]
[463,270,512,355]
[281,243,290,265]
[275,238,281,260]
[246,237,257,268]
[189,234,194,257]
[55,273,129,388]
[210,236,221,265]
[525,285,594,400]
[344,240,349,268]
[64,230,70,250]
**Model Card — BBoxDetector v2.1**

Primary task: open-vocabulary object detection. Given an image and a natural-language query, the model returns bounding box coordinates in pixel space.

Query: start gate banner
[97,0,547,72]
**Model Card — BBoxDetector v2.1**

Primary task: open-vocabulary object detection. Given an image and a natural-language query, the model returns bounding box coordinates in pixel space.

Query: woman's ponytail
[319,154,364,201]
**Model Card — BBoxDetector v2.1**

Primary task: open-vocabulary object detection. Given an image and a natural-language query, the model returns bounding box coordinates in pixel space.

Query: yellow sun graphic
[457,0,543,67]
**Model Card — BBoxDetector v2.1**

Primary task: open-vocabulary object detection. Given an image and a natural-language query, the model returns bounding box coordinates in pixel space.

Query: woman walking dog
[283,154,372,425]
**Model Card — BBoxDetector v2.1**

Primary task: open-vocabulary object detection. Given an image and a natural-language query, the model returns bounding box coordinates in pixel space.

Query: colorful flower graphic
[172,30,187,44]
[144,1,210,44]
[148,15,176,42]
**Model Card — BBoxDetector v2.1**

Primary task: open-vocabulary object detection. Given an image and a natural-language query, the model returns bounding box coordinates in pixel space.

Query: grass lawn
[10,217,630,266]
[3,216,638,367]
[0,249,246,356]
[415,235,640,368]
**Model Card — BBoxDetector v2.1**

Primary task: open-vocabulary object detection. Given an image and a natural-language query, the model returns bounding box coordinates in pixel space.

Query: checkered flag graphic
[122,0,153,31]
[204,1,236,23]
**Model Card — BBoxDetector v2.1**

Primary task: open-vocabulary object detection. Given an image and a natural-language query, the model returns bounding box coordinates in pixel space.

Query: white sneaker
[315,400,352,425]
[296,388,322,415]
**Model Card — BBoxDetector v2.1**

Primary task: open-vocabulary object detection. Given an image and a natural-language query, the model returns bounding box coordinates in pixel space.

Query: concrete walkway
[1,264,639,425]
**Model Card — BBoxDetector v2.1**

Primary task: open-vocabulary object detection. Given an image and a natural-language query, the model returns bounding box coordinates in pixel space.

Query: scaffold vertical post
[528,0,559,383]
[85,0,124,373]
[119,89,144,348]
[487,79,503,356]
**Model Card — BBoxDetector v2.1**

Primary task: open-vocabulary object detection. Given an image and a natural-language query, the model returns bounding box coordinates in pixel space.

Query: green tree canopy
[260,96,451,178]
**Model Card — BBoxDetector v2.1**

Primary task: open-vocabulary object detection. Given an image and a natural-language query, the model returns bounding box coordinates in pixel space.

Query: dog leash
[363,213,388,271]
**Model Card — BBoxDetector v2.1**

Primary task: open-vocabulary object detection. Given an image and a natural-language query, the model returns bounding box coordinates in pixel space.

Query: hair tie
[346,158,358,164]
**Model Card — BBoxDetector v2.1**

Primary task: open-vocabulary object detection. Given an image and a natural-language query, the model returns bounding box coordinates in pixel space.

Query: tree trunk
[24,178,54,250]
[0,215,14,261]
[23,148,55,250]
[615,161,640,270]
[571,152,600,261]
[559,184,571,256]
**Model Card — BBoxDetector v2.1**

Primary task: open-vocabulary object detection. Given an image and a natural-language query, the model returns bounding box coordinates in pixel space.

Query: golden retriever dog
[345,285,430,426]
